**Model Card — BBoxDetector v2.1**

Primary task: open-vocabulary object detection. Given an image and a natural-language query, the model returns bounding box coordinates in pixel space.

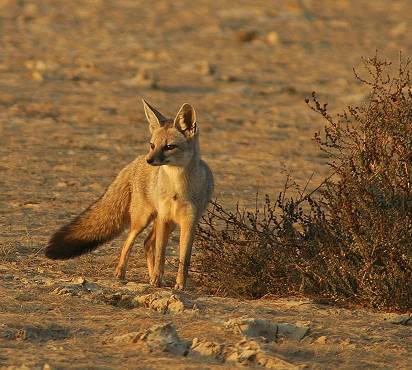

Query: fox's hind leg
[115,213,152,279]
[115,229,139,279]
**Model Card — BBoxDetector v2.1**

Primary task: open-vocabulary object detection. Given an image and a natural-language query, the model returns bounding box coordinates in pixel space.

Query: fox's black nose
[146,158,154,164]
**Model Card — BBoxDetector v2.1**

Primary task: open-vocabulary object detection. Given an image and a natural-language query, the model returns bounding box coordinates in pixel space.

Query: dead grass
[0,241,15,262]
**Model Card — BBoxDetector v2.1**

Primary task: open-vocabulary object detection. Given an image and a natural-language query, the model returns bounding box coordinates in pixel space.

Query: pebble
[314,335,327,344]
[236,29,258,42]
[266,31,280,45]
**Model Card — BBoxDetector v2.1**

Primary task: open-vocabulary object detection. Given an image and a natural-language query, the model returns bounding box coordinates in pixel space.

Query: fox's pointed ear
[174,103,197,137]
[142,99,167,132]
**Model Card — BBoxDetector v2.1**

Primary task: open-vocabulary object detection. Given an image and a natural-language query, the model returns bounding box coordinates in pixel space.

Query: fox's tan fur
[46,100,213,290]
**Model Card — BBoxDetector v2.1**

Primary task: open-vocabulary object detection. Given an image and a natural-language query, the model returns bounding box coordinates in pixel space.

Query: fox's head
[142,99,199,167]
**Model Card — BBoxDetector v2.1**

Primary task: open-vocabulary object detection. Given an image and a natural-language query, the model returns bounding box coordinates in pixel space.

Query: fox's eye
[164,144,177,151]
[150,143,155,150]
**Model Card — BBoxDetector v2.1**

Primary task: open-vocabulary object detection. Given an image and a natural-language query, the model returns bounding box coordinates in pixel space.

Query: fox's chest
[154,167,199,222]
[156,191,193,222]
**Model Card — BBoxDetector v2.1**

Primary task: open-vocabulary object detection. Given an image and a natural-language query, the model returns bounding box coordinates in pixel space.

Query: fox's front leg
[151,220,174,287]
[175,215,198,290]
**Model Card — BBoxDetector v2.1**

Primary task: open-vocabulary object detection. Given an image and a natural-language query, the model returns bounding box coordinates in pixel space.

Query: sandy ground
[1,0,411,369]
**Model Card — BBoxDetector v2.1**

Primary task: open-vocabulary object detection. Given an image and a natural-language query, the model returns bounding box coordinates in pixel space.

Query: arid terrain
[1,1,411,369]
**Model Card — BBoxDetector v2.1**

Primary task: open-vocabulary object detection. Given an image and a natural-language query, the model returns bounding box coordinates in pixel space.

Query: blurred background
[1,0,412,244]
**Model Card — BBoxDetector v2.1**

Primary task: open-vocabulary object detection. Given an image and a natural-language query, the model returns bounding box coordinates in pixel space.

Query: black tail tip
[44,242,66,260]
[45,233,101,260]
[45,240,74,260]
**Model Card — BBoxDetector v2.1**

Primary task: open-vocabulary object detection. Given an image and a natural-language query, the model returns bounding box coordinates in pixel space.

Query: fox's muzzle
[146,151,166,166]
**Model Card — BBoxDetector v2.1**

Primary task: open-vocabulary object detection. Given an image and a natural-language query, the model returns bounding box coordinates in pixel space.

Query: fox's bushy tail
[45,165,132,259]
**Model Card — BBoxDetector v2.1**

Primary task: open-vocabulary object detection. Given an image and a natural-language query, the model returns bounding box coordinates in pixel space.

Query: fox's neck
[163,151,200,176]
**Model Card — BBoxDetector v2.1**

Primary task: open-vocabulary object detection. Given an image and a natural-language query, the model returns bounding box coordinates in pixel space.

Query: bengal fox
[45,100,214,290]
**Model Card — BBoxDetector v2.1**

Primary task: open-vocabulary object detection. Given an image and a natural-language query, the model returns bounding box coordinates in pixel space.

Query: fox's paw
[174,282,185,290]
[114,266,126,280]
[150,276,162,287]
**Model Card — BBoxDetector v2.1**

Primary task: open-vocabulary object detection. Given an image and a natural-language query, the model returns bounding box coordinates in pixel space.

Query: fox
[45,100,213,290]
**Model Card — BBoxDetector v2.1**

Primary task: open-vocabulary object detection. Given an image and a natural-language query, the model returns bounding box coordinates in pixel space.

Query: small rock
[189,337,297,368]
[31,70,43,81]
[225,318,309,341]
[35,60,46,71]
[198,61,215,76]
[132,291,194,313]
[112,323,189,356]
[259,355,297,369]
[14,324,69,341]
[83,281,104,294]
[314,335,327,344]
[52,286,77,296]
[122,69,157,88]
[266,31,280,45]
[103,292,134,308]
[225,340,297,369]
[190,337,224,361]
[236,29,258,42]
[88,183,103,192]
[100,106,117,115]
[53,164,72,172]
[52,278,98,296]
[22,202,40,209]
[390,314,412,326]
[72,277,86,285]
[181,61,215,75]
[221,74,238,82]
[20,277,30,285]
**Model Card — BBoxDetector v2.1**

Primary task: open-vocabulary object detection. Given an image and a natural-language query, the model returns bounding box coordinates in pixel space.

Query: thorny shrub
[194,54,412,311]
